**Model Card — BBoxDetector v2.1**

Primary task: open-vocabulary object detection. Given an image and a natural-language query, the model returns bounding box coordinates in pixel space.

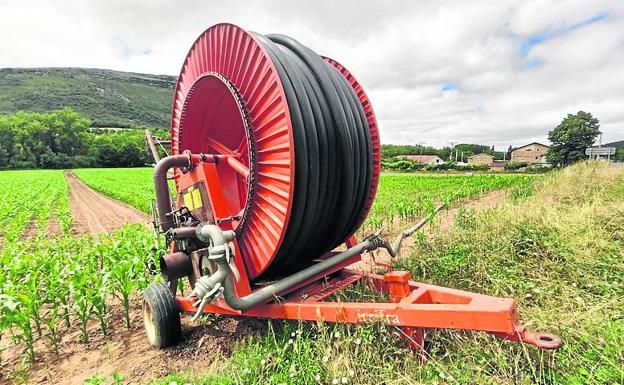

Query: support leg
[384,271,426,356]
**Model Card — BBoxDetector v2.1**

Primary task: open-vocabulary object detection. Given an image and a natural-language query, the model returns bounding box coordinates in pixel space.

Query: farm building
[396,155,444,165]
[511,142,549,165]
[490,160,509,172]
[467,153,494,166]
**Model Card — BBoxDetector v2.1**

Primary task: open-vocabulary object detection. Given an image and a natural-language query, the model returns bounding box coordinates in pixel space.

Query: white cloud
[1,0,623,147]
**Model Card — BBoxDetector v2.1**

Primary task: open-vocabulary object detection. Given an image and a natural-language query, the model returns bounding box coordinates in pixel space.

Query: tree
[506,145,513,160]
[547,111,600,167]
[454,144,491,159]
[0,109,169,169]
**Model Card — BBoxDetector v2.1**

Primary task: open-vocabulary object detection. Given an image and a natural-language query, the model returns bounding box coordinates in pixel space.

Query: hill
[0,67,175,128]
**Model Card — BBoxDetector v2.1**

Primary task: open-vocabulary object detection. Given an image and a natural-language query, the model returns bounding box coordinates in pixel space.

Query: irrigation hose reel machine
[142,23,562,353]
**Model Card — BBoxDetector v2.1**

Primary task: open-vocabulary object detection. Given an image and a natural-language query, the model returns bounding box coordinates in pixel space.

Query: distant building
[511,142,549,165]
[604,140,624,150]
[467,153,494,166]
[396,155,444,165]
[490,160,509,172]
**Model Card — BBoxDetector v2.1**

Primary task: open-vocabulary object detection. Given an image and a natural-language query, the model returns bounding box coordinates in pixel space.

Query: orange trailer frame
[171,159,562,352]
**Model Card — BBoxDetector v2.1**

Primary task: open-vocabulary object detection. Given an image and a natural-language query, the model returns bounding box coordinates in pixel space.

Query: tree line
[0,109,169,169]
[0,109,619,170]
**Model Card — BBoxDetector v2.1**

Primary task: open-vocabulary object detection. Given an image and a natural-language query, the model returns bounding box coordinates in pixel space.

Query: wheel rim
[142,299,157,345]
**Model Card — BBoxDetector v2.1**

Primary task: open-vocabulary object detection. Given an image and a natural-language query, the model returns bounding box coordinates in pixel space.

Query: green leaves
[73,168,157,213]
[547,111,601,167]
[1,222,158,360]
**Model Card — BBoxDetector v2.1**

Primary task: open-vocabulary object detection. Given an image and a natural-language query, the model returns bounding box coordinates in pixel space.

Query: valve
[188,224,238,320]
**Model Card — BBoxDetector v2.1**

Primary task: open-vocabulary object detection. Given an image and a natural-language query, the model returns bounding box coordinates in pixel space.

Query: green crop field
[74,167,533,229]
[0,164,622,385]
[367,173,533,230]
[0,170,72,242]
[0,170,155,367]
[73,167,157,213]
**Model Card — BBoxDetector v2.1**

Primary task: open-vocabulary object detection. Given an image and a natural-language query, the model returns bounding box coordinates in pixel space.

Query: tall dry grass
[397,161,624,384]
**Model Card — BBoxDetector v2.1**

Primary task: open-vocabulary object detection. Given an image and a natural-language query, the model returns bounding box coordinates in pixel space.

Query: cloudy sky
[1,0,623,148]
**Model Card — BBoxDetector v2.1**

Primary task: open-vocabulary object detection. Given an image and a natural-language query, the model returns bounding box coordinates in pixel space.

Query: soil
[44,216,62,238]
[1,301,262,385]
[354,189,508,272]
[21,216,63,241]
[65,172,148,235]
[21,222,38,239]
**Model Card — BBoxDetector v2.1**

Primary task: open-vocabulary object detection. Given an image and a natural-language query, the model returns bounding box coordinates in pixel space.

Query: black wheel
[143,283,181,348]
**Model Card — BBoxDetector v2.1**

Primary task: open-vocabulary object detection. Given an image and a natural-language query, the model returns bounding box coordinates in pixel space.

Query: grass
[395,161,624,384]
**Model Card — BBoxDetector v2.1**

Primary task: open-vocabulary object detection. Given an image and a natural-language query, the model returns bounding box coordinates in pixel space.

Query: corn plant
[89,268,110,336]
[1,290,35,362]
[109,256,139,328]
[70,265,93,343]
[41,258,65,353]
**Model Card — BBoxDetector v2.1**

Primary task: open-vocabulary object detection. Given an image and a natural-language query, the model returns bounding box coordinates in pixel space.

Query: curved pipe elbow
[153,153,193,232]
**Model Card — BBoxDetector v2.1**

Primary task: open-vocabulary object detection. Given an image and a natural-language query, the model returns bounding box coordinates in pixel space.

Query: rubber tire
[143,283,181,348]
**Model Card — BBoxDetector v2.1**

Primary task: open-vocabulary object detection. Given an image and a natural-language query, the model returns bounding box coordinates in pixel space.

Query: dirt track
[2,175,254,384]
[65,172,148,235]
[2,301,259,385]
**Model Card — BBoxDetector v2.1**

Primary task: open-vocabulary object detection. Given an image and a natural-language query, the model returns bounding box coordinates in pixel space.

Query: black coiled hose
[253,33,373,278]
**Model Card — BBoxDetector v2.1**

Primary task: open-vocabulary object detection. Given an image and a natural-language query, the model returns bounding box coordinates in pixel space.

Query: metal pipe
[388,203,446,257]
[145,129,161,163]
[170,226,198,239]
[159,251,193,282]
[225,156,250,178]
[190,224,382,314]
[196,222,235,244]
[220,239,376,311]
[153,153,193,232]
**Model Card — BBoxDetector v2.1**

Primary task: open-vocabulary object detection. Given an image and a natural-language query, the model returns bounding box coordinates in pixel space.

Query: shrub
[504,161,528,171]
[381,158,425,171]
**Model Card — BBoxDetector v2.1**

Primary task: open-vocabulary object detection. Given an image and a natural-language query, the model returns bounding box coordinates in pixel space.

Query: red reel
[171,24,380,279]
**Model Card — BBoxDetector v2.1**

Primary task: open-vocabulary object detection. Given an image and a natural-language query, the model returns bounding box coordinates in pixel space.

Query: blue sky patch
[524,57,545,70]
[441,82,458,92]
[519,11,608,57]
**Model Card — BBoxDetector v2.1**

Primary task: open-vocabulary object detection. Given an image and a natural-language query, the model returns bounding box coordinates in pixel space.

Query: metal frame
[176,268,560,350]
[171,158,562,351]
